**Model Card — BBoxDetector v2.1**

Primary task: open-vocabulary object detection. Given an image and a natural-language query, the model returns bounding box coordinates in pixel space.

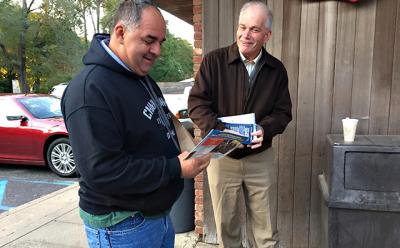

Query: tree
[0,0,19,92]
[0,0,86,93]
[94,0,104,33]
[17,0,32,93]
[1,0,193,93]
[74,0,105,45]
[149,30,193,82]
[27,11,86,92]
[75,0,94,45]
[101,0,119,33]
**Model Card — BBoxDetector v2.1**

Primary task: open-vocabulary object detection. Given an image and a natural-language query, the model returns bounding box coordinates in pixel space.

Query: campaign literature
[218,113,256,145]
[185,129,247,160]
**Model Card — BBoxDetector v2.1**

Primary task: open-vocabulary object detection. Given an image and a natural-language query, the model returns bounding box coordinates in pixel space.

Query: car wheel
[46,138,76,177]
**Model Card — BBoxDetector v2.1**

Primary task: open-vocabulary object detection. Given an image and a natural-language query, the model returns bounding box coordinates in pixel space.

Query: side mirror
[6,115,24,121]
[21,116,29,123]
[6,115,29,126]
[20,116,29,126]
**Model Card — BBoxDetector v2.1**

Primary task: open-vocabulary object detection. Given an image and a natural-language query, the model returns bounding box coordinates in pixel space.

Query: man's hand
[248,124,264,149]
[178,152,211,178]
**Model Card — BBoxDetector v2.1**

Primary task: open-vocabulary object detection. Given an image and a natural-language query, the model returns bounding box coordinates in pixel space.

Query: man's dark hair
[112,0,159,32]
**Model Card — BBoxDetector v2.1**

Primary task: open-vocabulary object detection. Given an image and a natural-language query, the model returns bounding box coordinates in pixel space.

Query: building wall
[192,0,205,238]
[195,0,400,247]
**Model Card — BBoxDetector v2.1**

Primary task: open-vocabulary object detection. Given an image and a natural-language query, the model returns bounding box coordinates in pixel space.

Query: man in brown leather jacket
[188,1,292,247]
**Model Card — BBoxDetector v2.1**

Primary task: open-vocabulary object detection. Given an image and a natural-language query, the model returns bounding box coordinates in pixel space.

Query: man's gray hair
[239,1,273,30]
[112,0,158,32]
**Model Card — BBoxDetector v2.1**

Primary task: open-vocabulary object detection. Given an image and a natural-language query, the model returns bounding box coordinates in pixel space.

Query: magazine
[218,113,256,145]
[185,129,247,160]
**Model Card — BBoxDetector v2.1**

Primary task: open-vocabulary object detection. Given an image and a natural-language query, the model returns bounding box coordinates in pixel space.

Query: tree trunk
[0,42,16,93]
[18,0,29,93]
[32,77,40,93]
[83,6,88,45]
[96,0,102,33]
[18,31,28,93]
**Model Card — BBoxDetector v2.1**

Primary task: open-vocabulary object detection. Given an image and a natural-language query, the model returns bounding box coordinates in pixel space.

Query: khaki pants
[207,148,278,248]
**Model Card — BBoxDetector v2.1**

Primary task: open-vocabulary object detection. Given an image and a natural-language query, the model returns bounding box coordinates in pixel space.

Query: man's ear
[112,22,125,44]
[264,29,272,44]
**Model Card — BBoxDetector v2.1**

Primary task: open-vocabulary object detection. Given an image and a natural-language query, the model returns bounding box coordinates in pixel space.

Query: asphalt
[0,183,217,248]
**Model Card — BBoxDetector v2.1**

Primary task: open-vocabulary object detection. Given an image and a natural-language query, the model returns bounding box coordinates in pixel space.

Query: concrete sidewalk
[0,183,216,248]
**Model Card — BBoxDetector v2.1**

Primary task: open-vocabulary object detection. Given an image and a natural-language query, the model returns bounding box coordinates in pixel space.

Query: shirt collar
[239,50,262,65]
[100,38,132,72]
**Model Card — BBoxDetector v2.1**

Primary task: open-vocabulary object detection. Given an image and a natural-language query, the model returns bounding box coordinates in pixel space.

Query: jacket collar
[83,33,143,80]
[227,42,277,68]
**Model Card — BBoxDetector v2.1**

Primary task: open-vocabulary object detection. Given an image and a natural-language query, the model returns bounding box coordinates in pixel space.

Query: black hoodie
[61,34,183,215]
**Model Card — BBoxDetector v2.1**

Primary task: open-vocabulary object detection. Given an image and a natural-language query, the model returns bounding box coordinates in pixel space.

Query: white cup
[342,117,358,142]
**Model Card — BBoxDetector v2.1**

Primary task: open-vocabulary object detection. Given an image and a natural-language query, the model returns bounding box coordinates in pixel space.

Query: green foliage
[27,11,86,92]
[0,69,13,93]
[0,0,20,92]
[149,31,193,82]
[101,0,120,33]
[0,0,194,93]
[0,0,87,93]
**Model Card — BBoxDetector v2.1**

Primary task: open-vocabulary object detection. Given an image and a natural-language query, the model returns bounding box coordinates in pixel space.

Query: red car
[0,94,75,177]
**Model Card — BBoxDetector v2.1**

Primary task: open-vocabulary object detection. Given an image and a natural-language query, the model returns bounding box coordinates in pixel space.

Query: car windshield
[17,96,62,119]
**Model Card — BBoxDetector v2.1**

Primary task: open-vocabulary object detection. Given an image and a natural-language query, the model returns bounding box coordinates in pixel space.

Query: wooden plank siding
[272,1,299,247]
[293,2,319,247]
[369,0,397,134]
[389,0,400,135]
[218,0,235,47]
[266,0,284,59]
[331,2,357,133]
[200,0,400,247]
[309,2,337,247]
[351,0,376,134]
[203,0,219,54]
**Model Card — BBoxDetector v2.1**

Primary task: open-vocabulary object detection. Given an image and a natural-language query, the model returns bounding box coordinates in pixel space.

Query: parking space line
[0,179,12,211]
[9,178,75,186]
[0,178,75,212]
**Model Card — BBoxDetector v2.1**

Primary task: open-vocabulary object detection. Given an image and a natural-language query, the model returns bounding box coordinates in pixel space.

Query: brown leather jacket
[188,43,292,159]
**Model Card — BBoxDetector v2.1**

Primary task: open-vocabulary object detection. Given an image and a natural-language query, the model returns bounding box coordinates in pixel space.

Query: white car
[48,83,68,98]
[164,86,193,135]
[163,86,191,118]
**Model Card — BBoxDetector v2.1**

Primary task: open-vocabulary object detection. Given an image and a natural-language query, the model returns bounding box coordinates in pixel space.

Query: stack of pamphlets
[218,113,256,145]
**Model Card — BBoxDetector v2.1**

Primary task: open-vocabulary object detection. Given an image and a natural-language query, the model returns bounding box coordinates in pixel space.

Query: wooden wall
[202,0,400,247]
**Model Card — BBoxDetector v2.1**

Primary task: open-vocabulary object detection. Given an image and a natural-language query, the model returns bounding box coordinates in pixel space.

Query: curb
[0,183,80,247]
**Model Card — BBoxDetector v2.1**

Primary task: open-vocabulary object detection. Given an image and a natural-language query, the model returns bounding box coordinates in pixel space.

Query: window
[17,97,62,119]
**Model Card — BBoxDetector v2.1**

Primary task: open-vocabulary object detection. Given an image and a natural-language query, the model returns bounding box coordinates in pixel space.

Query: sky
[161,9,194,46]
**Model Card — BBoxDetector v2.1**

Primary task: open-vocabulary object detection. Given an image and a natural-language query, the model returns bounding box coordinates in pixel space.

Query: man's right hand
[178,152,211,178]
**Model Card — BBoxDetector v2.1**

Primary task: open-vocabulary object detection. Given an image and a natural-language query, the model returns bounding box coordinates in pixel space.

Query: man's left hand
[248,124,263,149]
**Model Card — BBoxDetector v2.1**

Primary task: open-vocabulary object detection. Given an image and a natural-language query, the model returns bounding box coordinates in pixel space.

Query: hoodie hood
[82,34,139,79]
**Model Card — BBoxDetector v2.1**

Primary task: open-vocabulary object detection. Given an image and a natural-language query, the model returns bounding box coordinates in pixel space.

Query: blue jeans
[84,213,175,248]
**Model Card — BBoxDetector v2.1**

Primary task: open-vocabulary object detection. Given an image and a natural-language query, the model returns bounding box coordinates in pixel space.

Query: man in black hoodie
[61,1,210,247]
